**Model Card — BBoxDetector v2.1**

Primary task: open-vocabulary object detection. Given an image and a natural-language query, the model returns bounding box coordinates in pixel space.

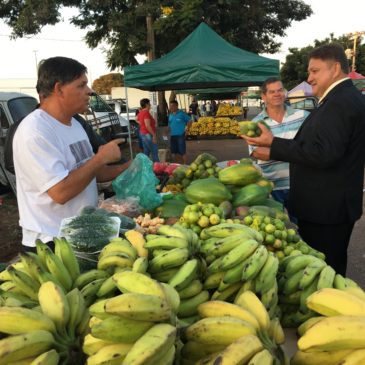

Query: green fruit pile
[179,203,224,234]
[168,153,221,189]
[239,120,271,137]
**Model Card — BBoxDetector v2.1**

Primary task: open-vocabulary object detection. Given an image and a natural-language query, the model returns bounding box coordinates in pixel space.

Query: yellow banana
[99,239,138,261]
[291,349,353,365]
[112,271,165,298]
[203,271,225,289]
[178,279,203,299]
[148,247,189,273]
[297,316,325,337]
[144,236,189,250]
[38,281,70,335]
[82,334,115,356]
[268,317,285,345]
[0,330,55,365]
[181,341,226,362]
[185,316,256,346]
[298,315,365,352]
[87,343,133,365]
[91,315,154,343]
[7,267,40,300]
[235,290,270,331]
[73,269,109,290]
[344,287,365,302]
[105,293,172,321]
[197,300,260,330]
[168,259,198,291]
[96,276,117,298]
[306,288,365,317]
[161,283,180,314]
[178,290,210,318]
[338,348,365,365]
[97,254,133,271]
[132,257,149,274]
[152,344,175,365]
[30,349,59,365]
[247,348,274,365]
[211,282,242,302]
[124,230,148,257]
[122,323,176,365]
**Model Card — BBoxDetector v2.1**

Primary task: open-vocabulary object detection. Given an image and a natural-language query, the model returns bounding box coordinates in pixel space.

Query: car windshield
[89,94,114,113]
[8,97,38,124]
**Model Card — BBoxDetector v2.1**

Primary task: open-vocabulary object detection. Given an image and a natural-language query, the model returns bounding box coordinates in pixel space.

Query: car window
[89,94,114,113]
[0,105,9,129]
[8,97,38,124]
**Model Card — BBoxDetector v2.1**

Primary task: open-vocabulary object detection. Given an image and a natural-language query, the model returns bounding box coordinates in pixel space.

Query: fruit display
[239,120,271,137]
[133,213,165,234]
[292,287,365,365]
[187,116,241,137]
[180,291,286,364]
[216,103,243,116]
[218,163,262,186]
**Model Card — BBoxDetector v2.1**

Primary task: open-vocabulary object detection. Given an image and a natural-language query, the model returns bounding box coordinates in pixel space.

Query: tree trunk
[158,91,168,126]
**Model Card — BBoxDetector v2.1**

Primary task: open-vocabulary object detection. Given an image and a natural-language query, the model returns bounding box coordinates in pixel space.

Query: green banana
[19,254,43,281]
[178,279,203,299]
[254,252,279,294]
[73,269,109,290]
[157,225,190,241]
[91,315,154,343]
[203,271,225,289]
[80,278,106,307]
[285,255,323,278]
[82,334,115,356]
[241,245,269,282]
[96,276,117,298]
[54,237,80,282]
[132,257,149,274]
[66,288,86,338]
[99,239,137,261]
[35,268,63,288]
[161,283,180,314]
[87,342,132,365]
[333,273,348,290]
[178,290,210,317]
[7,266,40,300]
[204,223,261,240]
[151,268,179,282]
[220,239,260,271]
[30,349,59,365]
[168,259,199,291]
[144,236,189,250]
[0,330,55,365]
[148,248,189,273]
[105,293,172,321]
[344,277,359,288]
[44,251,73,292]
[222,260,246,284]
[211,282,242,302]
[145,234,160,241]
[261,281,279,310]
[299,260,326,290]
[210,233,257,257]
[153,344,175,365]
[207,256,225,274]
[35,240,52,269]
[97,254,134,271]
[317,265,336,290]
[0,307,56,335]
[283,269,305,295]
[300,277,319,313]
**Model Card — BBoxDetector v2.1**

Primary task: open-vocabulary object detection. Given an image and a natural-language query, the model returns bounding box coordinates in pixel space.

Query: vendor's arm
[47,139,123,204]
[144,119,157,143]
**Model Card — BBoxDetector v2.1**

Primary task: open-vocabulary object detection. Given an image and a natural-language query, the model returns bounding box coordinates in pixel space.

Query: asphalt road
[185,132,365,288]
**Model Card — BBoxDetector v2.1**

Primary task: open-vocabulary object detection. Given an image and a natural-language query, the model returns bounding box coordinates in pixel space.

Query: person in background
[13,56,129,253]
[249,77,309,220]
[189,99,199,121]
[137,98,159,162]
[205,101,211,116]
[242,43,365,275]
[168,100,191,164]
[134,108,144,153]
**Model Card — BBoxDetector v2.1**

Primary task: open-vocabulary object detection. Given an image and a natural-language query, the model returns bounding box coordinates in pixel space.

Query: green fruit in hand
[206,168,215,175]
[247,130,256,137]
[247,122,257,131]
[204,160,213,168]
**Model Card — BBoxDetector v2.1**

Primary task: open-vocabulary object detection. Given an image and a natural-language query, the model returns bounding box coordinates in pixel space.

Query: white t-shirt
[13,109,98,246]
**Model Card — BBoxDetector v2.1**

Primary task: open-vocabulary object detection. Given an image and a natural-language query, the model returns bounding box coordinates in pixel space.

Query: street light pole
[348,31,365,72]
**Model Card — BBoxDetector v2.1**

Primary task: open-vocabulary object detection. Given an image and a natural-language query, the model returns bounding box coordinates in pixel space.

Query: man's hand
[241,122,274,147]
[96,138,123,164]
[251,147,271,161]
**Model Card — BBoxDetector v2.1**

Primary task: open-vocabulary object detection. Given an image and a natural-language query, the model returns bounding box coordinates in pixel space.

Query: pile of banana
[143,224,210,322]
[187,116,240,136]
[292,287,365,365]
[278,253,360,327]
[199,223,280,318]
[0,281,88,364]
[0,238,80,306]
[216,104,243,116]
[86,271,177,365]
[180,290,286,364]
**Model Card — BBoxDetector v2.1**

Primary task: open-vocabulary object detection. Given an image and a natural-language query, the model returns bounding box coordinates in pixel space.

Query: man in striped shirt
[249,77,309,218]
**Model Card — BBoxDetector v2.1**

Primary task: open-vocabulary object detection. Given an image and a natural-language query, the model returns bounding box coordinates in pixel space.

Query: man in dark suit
[242,44,365,275]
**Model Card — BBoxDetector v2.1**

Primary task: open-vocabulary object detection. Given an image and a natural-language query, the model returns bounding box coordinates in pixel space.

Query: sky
[0,0,365,82]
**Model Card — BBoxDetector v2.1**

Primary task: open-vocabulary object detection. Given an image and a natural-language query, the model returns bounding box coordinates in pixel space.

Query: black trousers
[297,220,355,276]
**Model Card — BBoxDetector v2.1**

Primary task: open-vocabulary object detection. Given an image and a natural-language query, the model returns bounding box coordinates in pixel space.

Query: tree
[92,73,124,95]
[281,34,365,90]
[0,0,312,122]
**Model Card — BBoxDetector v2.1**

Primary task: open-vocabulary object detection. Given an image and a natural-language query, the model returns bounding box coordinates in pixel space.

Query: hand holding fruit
[241,122,274,148]
[251,147,271,161]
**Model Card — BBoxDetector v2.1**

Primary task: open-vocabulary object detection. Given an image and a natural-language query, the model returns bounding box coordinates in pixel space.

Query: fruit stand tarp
[124,22,279,91]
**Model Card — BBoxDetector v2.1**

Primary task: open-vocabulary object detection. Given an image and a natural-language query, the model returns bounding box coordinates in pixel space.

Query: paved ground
[184,117,365,288]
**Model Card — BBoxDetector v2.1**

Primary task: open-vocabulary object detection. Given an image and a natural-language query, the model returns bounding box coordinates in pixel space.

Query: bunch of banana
[292,287,365,365]
[0,238,82,306]
[0,280,89,364]
[180,291,285,364]
[85,271,178,364]
[277,254,361,328]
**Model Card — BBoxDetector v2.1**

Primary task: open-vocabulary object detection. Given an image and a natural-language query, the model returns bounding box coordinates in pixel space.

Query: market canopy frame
[124,22,279,91]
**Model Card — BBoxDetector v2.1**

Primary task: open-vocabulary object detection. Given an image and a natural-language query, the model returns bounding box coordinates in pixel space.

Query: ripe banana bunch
[292,287,365,364]
[86,271,178,365]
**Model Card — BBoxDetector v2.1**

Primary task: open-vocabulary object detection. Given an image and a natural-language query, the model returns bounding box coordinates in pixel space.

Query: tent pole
[125,85,134,159]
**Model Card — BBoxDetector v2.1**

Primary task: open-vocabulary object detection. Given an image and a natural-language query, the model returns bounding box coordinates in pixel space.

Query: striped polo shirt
[249,106,309,190]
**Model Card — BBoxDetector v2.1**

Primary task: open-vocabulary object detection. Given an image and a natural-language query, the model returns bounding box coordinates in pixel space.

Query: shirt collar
[261,105,296,119]
[318,77,349,104]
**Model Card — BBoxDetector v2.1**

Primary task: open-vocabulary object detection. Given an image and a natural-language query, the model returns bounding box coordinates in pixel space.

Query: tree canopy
[0,0,312,70]
[92,73,124,95]
[280,34,365,90]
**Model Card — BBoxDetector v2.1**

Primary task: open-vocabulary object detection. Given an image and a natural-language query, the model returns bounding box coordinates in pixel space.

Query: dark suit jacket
[271,79,365,224]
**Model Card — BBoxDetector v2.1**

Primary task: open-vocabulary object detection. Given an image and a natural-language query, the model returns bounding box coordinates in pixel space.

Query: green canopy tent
[124,22,279,91]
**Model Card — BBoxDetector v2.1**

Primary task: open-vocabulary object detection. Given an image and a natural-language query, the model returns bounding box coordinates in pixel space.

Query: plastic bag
[99,196,142,218]
[112,153,162,210]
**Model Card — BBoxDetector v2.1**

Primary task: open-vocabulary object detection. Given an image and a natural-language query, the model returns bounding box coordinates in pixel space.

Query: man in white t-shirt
[13,56,128,251]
